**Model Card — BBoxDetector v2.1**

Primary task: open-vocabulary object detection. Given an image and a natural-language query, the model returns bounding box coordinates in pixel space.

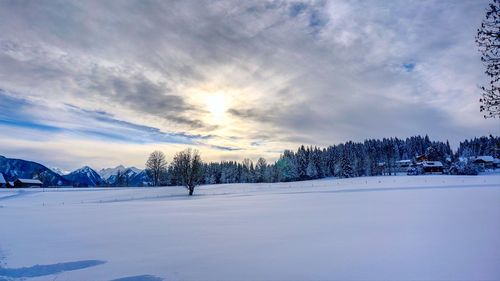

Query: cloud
[0,0,498,170]
[0,90,210,144]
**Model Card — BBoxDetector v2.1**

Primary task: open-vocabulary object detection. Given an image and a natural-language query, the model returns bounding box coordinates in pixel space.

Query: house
[416,155,428,163]
[0,173,6,188]
[494,158,500,169]
[471,156,497,169]
[13,178,43,188]
[376,162,386,175]
[396,159,412,172]
[421,161,444,174]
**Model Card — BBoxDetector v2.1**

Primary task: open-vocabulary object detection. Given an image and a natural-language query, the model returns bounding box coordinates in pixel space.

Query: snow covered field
[0,175,499,281]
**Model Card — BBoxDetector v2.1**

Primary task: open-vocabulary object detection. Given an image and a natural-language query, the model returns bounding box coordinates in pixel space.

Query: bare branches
[172,148,203,196]
[145,150,167,186]
[476,0,500,117]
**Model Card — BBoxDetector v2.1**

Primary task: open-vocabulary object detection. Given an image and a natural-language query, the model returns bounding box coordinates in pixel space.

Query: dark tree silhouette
[145,151,167,186]
[172,149,203,196]
[476,0,500,118]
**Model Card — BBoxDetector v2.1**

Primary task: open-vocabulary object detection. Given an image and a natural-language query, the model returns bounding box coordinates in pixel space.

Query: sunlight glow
[206,94,226,118]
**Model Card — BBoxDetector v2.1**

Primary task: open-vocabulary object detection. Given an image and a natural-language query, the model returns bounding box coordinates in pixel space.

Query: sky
[0,0,498,171]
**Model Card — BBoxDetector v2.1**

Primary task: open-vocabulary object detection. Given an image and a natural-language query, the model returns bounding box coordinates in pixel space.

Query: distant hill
[98,165,126,181]
[106,167,150,186]
[50,167,69,176]
[129,170,151,187]
[64,166,105,187]
[98,165,142,179]
[0,155,70,186]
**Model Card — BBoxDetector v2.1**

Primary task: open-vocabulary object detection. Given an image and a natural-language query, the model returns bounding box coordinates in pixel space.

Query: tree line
[145,135,499,194]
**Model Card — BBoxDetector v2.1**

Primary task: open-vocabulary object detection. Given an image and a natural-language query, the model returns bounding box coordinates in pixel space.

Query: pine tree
[340,154,353,178]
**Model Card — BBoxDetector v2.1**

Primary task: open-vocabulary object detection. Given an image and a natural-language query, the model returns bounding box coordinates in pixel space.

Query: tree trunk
[188,185,194,196]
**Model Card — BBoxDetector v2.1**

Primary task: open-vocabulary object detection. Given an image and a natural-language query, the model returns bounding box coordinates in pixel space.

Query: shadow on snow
[109,275,163,281]
[0,259,105,278]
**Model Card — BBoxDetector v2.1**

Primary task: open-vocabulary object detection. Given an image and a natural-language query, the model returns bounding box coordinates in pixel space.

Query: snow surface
[0,175,499,281]
[99,166,142,182]
[50,167,69,176]
[98,165,127,181]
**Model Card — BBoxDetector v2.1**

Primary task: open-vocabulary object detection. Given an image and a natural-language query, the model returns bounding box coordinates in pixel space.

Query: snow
[50,167,69,176]
[471,156,496,162]
[15,179,43,184]
[99,166,142,182]
[98,165,126,181]
[0,175,499,280]
[421,161,443,167]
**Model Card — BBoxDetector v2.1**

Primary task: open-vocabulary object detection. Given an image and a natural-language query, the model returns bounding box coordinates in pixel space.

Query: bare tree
[145,150,167,186]
[172,148,203,196]
[476,0,500,118]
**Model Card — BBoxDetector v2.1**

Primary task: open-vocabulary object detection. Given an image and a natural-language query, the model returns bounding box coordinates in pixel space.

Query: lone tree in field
[476,0,500,118]
[172,148,203,196]
[145,150,167,186]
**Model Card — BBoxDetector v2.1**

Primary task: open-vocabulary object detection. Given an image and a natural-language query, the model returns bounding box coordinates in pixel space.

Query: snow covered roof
[15,179,43,184]
[0,173,5,184]
[471,156,495,163]
[422,161,443,167]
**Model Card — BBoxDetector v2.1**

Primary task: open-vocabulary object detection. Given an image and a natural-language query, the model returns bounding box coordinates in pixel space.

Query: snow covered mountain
[64,166,105,187]
[99,165,144,186]
[50,167,69,176]
[0,155,70,186]
[98,165,126,181]
[106,167,149,186]
[129,170,151,187]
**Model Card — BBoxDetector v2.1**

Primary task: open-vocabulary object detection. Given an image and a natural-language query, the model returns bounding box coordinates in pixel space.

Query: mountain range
[63,166,106,187]
[98,165,142,182]
[0,155,150,187]
[0,156,70,186]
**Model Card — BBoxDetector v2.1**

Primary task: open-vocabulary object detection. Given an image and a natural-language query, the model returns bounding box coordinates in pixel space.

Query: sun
[206,94,226,118]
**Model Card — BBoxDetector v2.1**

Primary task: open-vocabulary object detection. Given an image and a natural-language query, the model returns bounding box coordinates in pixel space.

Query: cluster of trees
[197,135,454,184]
[145,149,203,195]
[456,136,500,158]
[146,135,499,191]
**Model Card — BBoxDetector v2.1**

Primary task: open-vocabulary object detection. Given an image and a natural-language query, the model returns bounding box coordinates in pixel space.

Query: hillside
[0,175,498,280]
[63,166,105,187]
[0,155,70,186]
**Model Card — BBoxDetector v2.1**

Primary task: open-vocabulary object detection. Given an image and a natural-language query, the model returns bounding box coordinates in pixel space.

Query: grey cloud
[84,70,212,129]
[0,0,497,161]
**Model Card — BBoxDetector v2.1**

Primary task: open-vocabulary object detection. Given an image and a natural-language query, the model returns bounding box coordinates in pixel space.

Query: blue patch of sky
[290,2,307,17]
[308,9,329,35]
[0,90,211,145]
[403,62,416,72]
[0,90,61,132]
[0,119,62,132]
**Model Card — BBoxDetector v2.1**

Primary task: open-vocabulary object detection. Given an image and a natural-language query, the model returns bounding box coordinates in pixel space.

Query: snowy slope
[99,166,144,185]
[50,167,69,176]
[106,168,143,186]
[63,166,105,187]
[0,155,70,186]
[128,170,151,187]
[98,165,126,181]
[0,175,498,280]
